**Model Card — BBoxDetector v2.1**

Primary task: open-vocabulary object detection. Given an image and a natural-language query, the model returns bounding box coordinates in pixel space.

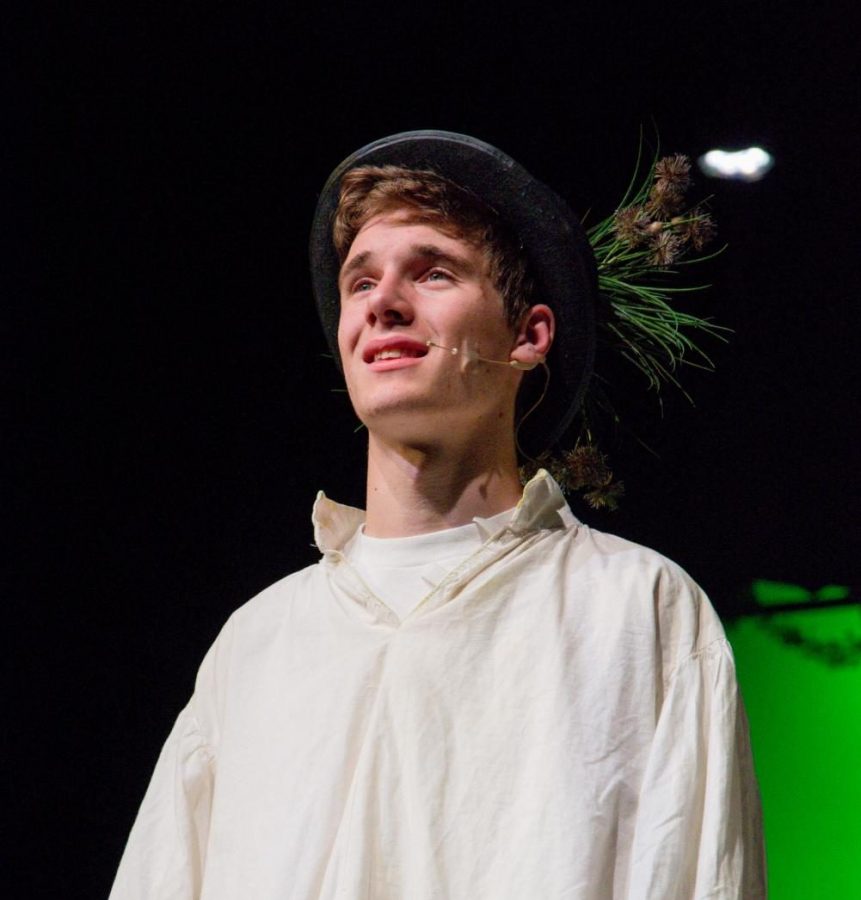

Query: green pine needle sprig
[586,145,729,396]
[530,140,729,509]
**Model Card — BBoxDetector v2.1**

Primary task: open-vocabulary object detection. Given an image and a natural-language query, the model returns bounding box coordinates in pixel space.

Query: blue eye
[353,279,374,293]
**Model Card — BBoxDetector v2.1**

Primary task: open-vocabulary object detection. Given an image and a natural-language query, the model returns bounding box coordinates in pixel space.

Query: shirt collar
[312,469,579,554]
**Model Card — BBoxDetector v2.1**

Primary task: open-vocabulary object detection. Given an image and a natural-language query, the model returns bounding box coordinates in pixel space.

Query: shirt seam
[665,634,731,687]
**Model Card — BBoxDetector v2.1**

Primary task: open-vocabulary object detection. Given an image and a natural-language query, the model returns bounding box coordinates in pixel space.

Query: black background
[8,2,859,896]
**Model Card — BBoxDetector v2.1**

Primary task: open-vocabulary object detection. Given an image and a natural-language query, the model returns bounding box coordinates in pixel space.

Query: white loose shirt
[110,471,765,899]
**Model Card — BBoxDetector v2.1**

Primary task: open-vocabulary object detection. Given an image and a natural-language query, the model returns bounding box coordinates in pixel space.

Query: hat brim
[309,130,597,457]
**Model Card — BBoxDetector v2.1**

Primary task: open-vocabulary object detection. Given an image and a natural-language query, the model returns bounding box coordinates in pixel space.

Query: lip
[362,337,430,367]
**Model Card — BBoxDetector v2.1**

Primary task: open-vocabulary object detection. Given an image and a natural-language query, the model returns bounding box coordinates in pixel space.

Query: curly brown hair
[332,165,535,326]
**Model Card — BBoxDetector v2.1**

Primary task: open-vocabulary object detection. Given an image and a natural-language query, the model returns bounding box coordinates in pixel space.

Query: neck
[363,430,523,538]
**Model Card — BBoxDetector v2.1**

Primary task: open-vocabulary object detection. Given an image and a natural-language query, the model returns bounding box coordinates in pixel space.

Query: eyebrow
[339,250,372,289]
[338,243,480,290]
[412,244,479,276]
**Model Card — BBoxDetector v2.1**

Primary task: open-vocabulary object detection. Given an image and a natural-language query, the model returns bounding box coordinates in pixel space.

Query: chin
[369,407,508,452]
[358,403,448,440]
[363,410,444,441]
[353,388,440,422]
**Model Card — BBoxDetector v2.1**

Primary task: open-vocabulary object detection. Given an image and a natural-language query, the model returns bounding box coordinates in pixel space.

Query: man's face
[337,211,523,445]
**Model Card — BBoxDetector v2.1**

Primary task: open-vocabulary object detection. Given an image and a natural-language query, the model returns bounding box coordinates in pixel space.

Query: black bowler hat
[309,130,598,456]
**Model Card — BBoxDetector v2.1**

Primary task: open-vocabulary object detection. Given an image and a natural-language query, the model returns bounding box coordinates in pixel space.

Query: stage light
[698,147,774,182]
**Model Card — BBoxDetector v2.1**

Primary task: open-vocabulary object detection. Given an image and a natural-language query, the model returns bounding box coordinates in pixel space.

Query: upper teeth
[375,349,417,361]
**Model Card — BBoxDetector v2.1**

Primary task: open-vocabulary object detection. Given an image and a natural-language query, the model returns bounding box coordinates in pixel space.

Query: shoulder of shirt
[553,507,687,573]
[190,562,330,706]
[225,561,328,629]
[567,521,728,652]
[575,520,690,572]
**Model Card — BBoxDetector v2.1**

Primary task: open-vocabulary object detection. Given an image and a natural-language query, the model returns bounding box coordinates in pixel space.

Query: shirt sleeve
[108,702,215,900]
[625,638,766,899]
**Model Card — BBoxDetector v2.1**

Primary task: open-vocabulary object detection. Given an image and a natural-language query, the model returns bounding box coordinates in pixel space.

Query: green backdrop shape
[726,610,861,899]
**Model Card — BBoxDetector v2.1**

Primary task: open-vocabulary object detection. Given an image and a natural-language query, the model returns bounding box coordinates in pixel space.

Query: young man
[111,132,765,898]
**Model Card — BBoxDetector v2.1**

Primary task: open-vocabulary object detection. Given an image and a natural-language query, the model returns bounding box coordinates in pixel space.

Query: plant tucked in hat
[520,144,724,509]
[593,147,723,397]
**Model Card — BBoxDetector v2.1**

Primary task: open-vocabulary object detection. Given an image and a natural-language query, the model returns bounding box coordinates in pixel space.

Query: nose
[364,272,414,328]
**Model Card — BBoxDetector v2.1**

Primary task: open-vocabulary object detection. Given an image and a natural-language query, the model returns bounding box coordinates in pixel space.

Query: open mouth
[373,348,424,362]
[363,340,430,364]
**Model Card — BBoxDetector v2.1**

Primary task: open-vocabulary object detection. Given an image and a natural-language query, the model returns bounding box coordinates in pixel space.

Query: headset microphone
[426,340,544,371]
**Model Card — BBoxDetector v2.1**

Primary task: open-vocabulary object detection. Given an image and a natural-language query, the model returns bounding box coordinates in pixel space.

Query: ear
[510,304,555,369]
